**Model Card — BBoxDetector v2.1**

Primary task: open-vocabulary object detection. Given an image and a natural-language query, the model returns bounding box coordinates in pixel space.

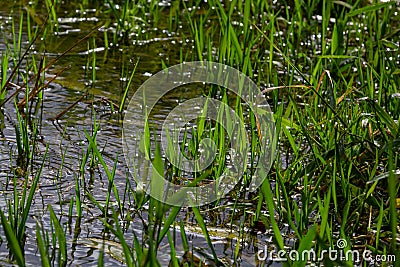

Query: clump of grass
[247,1,400,264]
[0,145,48,266]
[44,0,59,31]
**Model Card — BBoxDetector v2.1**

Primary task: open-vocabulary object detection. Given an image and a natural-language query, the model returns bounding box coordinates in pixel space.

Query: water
[0,2,278,266]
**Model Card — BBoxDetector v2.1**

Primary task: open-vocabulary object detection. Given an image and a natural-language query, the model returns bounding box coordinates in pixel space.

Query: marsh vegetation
[0,0,399,266]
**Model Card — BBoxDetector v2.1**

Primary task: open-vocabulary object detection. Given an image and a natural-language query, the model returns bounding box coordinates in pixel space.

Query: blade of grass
[49,205,67,266]
[0,210,25,266]
[293,224,318,267]
[84,129,122,212]
[119,58,140,113]
[191,206,220,264]
[157,205,181,245]
[347,1,394,17]
[35,223,51,267]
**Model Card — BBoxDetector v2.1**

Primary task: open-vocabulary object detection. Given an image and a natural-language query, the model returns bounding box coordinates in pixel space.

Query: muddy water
[0,2,280,266]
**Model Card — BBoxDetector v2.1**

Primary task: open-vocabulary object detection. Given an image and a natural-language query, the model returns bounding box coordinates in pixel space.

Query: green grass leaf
[0,209,25,267]
[191,206,220,264]
[347,1,395,17]
[36,224,51,267]
[49,205,67,265]
[294,224,318,267]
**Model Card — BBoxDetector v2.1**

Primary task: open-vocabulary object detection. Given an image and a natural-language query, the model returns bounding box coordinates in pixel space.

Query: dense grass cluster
[0,0,399,266]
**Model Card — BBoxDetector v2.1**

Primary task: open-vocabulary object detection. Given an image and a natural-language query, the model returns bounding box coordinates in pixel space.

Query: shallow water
[0,2,281,266]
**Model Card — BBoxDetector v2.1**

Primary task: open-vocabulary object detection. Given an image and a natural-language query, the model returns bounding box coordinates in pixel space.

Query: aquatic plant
[0,0,398,266]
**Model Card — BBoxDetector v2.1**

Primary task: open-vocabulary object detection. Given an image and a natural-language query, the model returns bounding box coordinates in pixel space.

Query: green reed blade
[347,1,394,17]
[261,179,284,250]
[119,58,140,113]
[84,129,122,212]
[179,221,189,253]
[167,230,179,267]
[293,224,318,267]
[36,223,51,267]
[18,146,48,244]
[191,206,220,264]
[75,175,82,218]
[0,209,25,266]
[367,99,398,138]
[157,205,181,245]
[49,205,67,265]
[387,143,398,256]
[102,208,135,267]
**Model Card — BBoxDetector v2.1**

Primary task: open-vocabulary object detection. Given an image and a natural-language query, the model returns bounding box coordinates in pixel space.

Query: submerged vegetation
[0,0,399,266]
